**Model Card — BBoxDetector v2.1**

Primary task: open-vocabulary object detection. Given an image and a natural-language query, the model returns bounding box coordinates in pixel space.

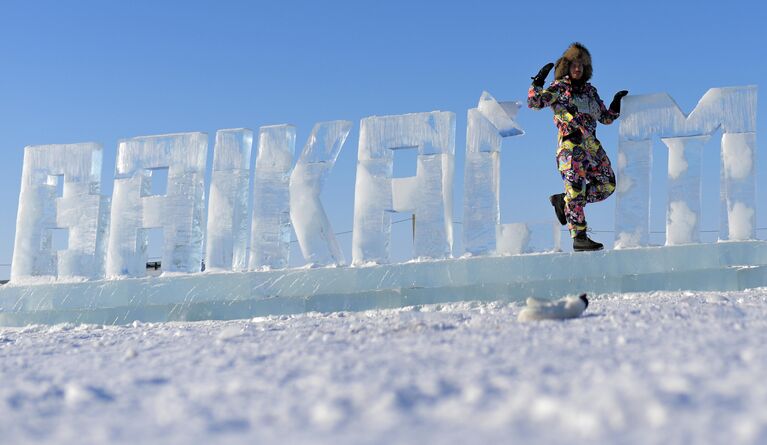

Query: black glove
[609,90,629,113]
[531,63,554,88]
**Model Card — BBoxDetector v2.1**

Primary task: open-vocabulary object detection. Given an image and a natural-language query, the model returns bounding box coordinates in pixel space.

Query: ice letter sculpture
[249,125,295,270]
[205,129,254,271]
[463,91,525,255]
[11,143,108,281]
[662,136,708,245]
[106,133,208,277]
[352,111,455,265]
[721,132,757,240]
[290,121,352,266]
[616,86,757,247]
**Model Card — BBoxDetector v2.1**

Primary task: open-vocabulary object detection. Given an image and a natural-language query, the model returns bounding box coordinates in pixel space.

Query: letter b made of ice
[352,111,455,265]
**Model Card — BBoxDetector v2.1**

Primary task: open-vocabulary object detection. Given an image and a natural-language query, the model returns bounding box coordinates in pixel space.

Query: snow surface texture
[2,290,767,445]
[352,112,455,265]
[615,86,757,248]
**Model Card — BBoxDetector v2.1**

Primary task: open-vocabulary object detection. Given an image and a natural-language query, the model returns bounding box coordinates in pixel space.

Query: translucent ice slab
[290,121,352,266]
[11,143,108,282]
[249,125,295,270]
[352,111,455,264]
[615,86,757,247]
[206,129,253,271]
[106,133,208,277]
[662,136,708,245]
[619,86,757,140]
[463,92,526,256]
[2,241,766,326]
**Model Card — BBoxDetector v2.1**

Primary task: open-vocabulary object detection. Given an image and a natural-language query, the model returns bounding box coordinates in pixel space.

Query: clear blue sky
[0,0,765,277]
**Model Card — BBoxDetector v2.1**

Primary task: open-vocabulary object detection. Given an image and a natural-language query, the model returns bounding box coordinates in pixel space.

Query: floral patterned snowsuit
[528,76,619,237]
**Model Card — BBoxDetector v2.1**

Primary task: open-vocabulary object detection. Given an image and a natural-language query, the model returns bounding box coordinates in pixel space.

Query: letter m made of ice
[615,86,757,247]
[11,143,109,281]
[106,133,207,277]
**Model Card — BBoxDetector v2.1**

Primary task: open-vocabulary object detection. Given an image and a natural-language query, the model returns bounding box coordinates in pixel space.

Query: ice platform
[1,241,766,326]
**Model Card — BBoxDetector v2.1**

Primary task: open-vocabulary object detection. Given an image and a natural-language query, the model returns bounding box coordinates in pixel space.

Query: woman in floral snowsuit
[527,42,628,251]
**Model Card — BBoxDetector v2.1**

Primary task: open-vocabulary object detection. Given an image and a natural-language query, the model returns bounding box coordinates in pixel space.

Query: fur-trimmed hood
[554,42,592,81]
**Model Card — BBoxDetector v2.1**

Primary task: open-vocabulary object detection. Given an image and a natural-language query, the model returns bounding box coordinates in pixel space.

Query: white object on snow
[518,294,589,321]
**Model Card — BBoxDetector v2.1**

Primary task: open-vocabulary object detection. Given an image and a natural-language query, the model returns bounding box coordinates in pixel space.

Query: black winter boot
[573,232,603,252]
[549,193,567,226]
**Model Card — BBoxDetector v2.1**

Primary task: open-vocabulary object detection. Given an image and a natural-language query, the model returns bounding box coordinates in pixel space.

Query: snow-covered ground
[2,289,767,445]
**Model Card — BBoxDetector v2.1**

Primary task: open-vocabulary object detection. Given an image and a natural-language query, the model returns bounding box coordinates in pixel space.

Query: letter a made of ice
[249,125,295,270]
[106,133,208,277]
[352,111,455,265]
[290,120,352,266]
[205,129,254,272]
[11,143,109,281]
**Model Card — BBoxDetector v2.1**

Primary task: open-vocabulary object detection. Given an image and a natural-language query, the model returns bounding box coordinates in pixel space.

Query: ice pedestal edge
[1,241,767,326]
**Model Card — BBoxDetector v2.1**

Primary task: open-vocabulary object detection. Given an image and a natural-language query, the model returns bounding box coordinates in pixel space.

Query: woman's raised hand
[609,90,629,113]
[531,63,555,87]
